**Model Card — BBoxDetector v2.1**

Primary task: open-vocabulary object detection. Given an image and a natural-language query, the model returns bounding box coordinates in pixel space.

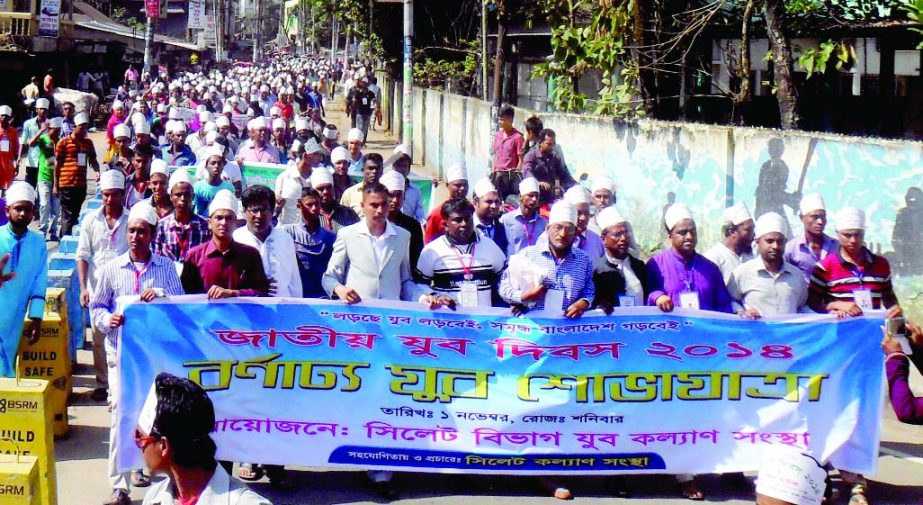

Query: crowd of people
[0,53,920,505]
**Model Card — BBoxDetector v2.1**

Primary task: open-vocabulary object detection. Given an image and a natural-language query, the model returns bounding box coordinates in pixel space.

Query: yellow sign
[19,288,71,438]
[0,455,39,505]
[0,379,57,505]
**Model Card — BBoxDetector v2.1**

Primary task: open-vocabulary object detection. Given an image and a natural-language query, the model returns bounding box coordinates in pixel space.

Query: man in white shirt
[704,202,755,284]
[728,212,808,318]
[274,139,326,225]
[232,185,301,298]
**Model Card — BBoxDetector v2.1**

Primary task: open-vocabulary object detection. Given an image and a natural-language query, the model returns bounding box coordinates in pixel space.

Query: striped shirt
[499,244,595,310]
[89,252,184,344]
[415,234,507,307]
[153,213,212,262]
[809,247,897,309]
[55,135,96,188]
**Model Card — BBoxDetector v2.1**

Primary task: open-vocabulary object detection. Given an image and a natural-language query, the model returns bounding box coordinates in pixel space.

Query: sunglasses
[133,428,159,450]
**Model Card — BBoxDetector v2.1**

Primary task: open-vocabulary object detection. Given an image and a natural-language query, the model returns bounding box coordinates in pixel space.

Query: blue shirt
[0,224,47,377]
[784,233,838,282]
[193,179,235,217]
[22,117,42,167]
[282,223,336,298]
[307,91,324,110]
[499,243,595,310]
[499,208,548,257]
[160,144,197,167]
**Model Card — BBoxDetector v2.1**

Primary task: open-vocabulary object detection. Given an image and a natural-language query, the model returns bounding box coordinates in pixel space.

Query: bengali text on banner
[116,297,884,475]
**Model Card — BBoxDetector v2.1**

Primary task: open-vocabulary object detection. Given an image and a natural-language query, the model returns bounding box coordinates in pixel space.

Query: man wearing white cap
[160,120,197,167]
[0,105,19,191]
[424,163,469,244]
[274,139,322,225]
[340,153,384,217]
[500,177,548,256]
[180,189,270,299]
[146,159,173,219]
[35,116,62,240]
[417,197,507,308]
[0,182,46,377]
[153,169,211,267]
[381,170,424,273]
[592,206,649,312]
[472,177,508,255]
[345,127,365,174]
[106,123,134,174]
[55,111,99,236]
[106,99,129,148]
[728,212,808,318]
[309,166,359,233]
[587,176,616,234]
[194,147,236,216]
[807,207,900,318]
[783,192,838,282]
[76,169,129,403]
[384,144,425,223]
[321,124,339,154]
[89,201,183,505]
[538,185,604,260]
[21,97,50,189]
[233,185,301,298]
[703,202,756,284]
[236,117,280,165]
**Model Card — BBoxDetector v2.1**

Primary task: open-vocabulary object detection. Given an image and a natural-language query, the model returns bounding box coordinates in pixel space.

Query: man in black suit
[592,206,649,312]
[471,178,508,255]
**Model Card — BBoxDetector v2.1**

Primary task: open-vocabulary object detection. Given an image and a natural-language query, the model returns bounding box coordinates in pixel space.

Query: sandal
[237,463,264,481]
[848,484,869,505]
[680,480,704,501]
[130,469,151,488]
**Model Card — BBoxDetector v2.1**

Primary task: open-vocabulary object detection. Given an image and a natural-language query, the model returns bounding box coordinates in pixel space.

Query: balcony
[0,11,75,38]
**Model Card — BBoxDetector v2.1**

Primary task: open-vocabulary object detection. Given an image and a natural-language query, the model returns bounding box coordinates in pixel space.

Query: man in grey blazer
[320,181,416,499]
[322,181,417,303]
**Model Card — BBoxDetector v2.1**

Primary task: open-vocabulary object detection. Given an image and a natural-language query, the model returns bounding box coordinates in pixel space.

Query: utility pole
[215,0,224,61]
[401,0,412,145]
[480,0,487,100]
[251,0,261,61]
[331,13,337,64]
[143,17,154,74]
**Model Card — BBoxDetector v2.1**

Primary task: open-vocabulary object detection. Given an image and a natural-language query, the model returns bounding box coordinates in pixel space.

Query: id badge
[77,153,87,166]
[361,97,368,106]
[679,291,700,310]
[458,282,479,308]
[158,135,167,145]
[853,289,874,310]
[544,289,565,312]
[0,140,9,153]
[619,295,636,307]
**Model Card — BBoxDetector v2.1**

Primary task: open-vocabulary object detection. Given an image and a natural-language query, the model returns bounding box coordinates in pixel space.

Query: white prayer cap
[112,100,124,110]
[135,120,151,135]
[755,446,826,505]
[74,112,90,126]
[202,146,225,162]
[168,167,194,191]
[222,104,234,114]
[310,167,334,188]
[247,117,266,130]
[445,163,467,183]
[196,104,207,113]
[347,128,364,143]
[113,123,131,139]
[203,121,217,133]
[269,106,280,117]
[384,143,412,168]
[215,116,230,128]
[591,176,616,194]
[272,117,286,130]
[720,202,752,226]
[548,201,577,225]
[294,118,309,131]
[380,171,405,193]
[127,202,158,226]
[34,98,49,109]
[48,117,63,129]
[303,137,324,155]
[208,189,237,216]
[664,203,694,231]
[835,206,865,232]
[205,130,219,144]
[99,169,125,191]
[596,206,628,232]
[0,105,11,116]
[323,126,338,140]
[198,111,212,122]
[564,185,589,205]
[799,192,826,216]
[331,146,349,164]
[260,84,269,92]
[519,177,540,196]
[168,120,187,134]
[755,212,788,239]
[167,107,180,120]
[473,177,497,198]
[5,181,35,205]
[150,159,169,178]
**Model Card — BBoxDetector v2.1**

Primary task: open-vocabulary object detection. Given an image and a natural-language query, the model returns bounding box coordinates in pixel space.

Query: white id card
[679,291,700,310]
[0,140,9,152]
[619,295,636,307]
[458,282,478,308]
[77,153,87,166]
[361,97,368,106]
[544,289,565,313]
[853,289,873,310]
[158,135,167,145]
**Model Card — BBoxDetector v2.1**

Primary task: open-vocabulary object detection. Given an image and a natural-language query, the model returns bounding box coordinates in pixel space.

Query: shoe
[848,484,870,505]
[237,463,263,481]
[372,480,398,501]
[91,387,108,402]
[680,479,704,501]
[103,489,129,505]
[131,469,150,488]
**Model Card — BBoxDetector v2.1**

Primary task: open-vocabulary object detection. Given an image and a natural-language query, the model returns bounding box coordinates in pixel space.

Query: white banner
[37,0,61,37]
[187,0,206,30]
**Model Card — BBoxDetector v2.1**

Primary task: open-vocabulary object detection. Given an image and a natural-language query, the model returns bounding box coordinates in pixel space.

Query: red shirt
[423,205,445,244]
[179,240,269,297]
[0,126,20,189]
[809,247,897,309]
[491,128,524,172]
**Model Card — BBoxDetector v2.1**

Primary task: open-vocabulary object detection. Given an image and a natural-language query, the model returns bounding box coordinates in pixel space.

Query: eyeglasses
[133,428,159,450]
[246,206,271,216]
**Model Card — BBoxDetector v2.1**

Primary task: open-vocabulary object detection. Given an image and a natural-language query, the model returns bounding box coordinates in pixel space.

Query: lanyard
[682,258,696,292]
[449,239,476,280]
[173,225,191,257]
[132,262,149,294]
[107,218,123,247]
[521,217,536,246]
[850,265,865,287]
[253,148,266,163]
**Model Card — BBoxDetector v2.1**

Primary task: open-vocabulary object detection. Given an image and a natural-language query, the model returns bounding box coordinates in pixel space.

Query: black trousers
[58,185,86,237]
[490,170,522,204]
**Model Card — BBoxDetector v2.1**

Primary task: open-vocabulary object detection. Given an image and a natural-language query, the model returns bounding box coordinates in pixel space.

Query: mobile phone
[887,317,907,337]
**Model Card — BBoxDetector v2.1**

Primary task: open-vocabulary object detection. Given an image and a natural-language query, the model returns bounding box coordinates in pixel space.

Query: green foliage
[111,6,144,31]
[413,39,480,92]
[901,0,923,48]
[796,39,854,78]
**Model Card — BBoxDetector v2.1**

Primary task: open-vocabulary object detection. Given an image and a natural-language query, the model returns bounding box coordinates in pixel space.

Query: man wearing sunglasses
[136,373,271,505]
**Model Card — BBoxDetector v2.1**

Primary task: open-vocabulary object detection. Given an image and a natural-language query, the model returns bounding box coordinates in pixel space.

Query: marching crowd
[0,53,921,505]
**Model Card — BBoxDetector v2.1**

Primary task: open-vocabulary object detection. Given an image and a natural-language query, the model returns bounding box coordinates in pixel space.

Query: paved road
[52,100,923,505]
